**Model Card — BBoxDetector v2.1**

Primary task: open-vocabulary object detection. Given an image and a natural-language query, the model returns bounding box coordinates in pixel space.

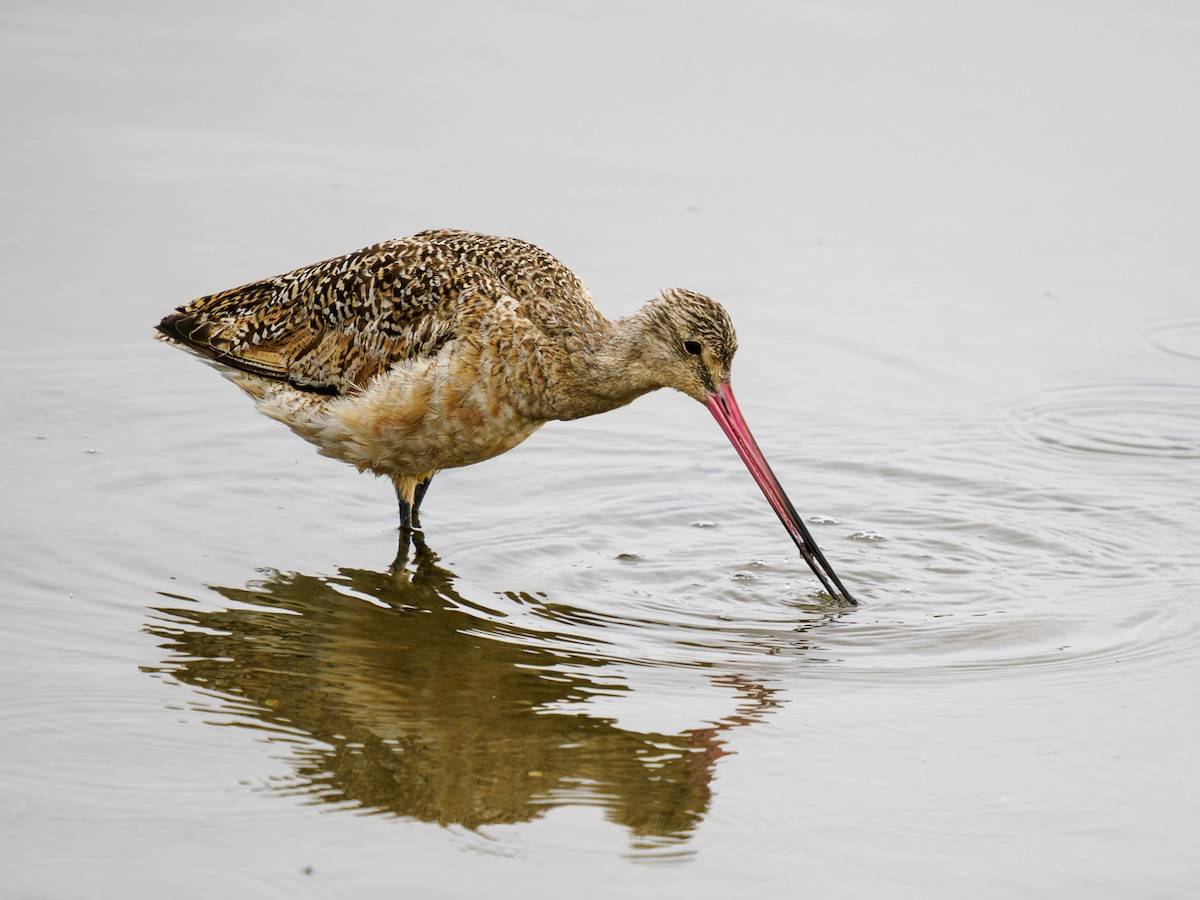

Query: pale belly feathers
[226,340,545,481]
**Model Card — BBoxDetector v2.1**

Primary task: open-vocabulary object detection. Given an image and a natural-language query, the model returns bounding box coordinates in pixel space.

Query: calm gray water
[2,1,1198,897]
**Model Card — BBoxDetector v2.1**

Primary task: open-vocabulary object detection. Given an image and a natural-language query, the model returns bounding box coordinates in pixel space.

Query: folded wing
[157,235,476,395]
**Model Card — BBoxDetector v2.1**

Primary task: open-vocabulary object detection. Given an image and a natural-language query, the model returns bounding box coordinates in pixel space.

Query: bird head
[641,288,739,402]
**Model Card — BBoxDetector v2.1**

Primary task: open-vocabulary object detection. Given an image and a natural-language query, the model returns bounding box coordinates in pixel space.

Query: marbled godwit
[156,229,855,603]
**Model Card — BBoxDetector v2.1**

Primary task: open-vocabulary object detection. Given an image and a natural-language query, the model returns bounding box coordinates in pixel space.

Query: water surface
[2,1,1199,897]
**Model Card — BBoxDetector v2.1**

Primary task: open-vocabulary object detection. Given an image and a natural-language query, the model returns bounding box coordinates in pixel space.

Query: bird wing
[157,235,497,395]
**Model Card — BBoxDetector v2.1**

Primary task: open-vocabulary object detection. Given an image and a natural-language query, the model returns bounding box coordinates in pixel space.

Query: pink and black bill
[704,382,856,606]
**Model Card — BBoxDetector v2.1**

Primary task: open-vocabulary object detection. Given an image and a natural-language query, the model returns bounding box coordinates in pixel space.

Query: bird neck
[546,307,670,421]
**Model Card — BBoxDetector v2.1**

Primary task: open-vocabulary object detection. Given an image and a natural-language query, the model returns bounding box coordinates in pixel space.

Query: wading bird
[157,230,855,603]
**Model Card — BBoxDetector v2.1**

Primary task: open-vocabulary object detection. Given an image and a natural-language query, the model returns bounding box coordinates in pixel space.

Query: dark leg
[392,475,435,572]
[411,475,433,529]
[398,490,416,532]
[395,474,435,531]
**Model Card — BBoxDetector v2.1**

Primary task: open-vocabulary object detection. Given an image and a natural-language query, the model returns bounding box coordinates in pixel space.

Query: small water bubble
[691,520,720,528]
[809,515,840,525]
[849,530,886,542]
[615,552,642,562]
[732,571,758,582]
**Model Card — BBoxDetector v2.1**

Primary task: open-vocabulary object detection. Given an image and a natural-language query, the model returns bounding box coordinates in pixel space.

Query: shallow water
[3,1,1200,897]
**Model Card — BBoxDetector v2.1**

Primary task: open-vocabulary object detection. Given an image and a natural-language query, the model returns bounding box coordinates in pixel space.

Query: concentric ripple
[1007,382,1200,459]
[1143,321,1200,362]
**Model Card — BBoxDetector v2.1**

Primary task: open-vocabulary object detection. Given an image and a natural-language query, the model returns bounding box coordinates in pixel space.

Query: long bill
[704,382,856,605]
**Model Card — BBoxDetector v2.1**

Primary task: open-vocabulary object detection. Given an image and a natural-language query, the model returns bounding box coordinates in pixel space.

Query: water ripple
[1143,321,1200,362]
[1005,382,1200,460]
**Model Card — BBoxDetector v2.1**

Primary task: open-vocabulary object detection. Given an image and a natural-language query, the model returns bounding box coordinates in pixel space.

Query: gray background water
[2,1,1198,897]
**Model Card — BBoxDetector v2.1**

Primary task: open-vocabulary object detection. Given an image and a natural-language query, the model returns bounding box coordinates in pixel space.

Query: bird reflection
[145,541,782,848]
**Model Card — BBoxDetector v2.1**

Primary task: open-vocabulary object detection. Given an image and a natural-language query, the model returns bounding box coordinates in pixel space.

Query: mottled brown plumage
[157,229,855,602]
[158,229,733,507]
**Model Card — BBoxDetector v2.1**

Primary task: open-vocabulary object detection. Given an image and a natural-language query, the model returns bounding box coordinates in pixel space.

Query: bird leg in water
[392,475,434,571]
[394,474,435,531]
[412,476,432,527]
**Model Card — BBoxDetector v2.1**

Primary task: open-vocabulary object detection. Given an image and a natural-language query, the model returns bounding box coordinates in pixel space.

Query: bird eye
[683,340,702,356]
